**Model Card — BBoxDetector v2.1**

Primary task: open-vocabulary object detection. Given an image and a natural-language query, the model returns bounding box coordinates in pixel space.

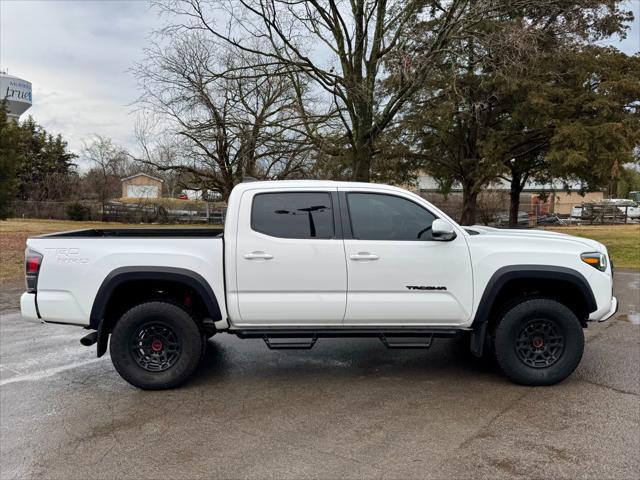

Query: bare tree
[133,31,314,200]
[133,116,192,197]
[150,0,570,182]
[41,172,81,201]
[82,135,129,215]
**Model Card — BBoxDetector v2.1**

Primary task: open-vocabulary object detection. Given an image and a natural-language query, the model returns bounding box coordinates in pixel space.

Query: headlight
[581,252,608,272]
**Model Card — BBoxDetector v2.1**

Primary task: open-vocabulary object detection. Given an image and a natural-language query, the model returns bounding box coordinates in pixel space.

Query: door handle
[244,251,274,260]
[349,252,379,261]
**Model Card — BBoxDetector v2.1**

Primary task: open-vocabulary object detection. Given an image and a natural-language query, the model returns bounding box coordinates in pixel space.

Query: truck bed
[26,231,226,326]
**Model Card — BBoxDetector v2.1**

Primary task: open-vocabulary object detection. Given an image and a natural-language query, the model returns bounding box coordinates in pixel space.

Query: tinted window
[251,192,334,239]
[347,193,436,241]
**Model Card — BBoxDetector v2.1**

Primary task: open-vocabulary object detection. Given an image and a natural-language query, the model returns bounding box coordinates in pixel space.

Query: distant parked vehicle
[494,211,529,227]
[570,205,584,219]
[606,199,640,219]
[570,200,638,223]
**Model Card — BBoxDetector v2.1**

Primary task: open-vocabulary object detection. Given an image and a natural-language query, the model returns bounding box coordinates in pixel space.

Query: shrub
[66,202,90,221]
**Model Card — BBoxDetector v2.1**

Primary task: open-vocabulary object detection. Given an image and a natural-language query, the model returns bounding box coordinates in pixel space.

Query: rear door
[234,188,347,325]
[340,189,473,325]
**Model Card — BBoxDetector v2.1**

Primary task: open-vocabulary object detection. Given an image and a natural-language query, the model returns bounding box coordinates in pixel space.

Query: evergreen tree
[482,47,640,224]
[14,116,77,201]
[403,2,637,225]
[0,102,22,219]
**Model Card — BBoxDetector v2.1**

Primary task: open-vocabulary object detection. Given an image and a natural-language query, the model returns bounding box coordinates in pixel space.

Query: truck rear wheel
[110,301,203,389]
[494,298,584,386]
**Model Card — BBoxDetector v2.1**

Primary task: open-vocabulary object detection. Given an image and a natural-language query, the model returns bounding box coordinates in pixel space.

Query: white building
[121,173,164,199]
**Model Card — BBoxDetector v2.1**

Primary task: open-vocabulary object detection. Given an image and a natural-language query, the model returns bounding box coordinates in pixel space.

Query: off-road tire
[110,301,204,389]
[494,298,584,386]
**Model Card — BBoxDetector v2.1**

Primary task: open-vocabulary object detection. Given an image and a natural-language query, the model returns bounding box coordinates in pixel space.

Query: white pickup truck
[21,181,617,389]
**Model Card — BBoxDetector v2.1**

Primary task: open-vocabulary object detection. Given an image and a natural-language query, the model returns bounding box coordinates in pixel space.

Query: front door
[342,190,473,325]
[235,188,347,326]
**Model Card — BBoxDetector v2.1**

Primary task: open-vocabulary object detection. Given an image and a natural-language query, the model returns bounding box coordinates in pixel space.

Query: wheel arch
[472,265,597,330]
[91,266,222,357]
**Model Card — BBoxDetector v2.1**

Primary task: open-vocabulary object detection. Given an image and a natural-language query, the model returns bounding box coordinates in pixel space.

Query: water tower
[0,72,32,121]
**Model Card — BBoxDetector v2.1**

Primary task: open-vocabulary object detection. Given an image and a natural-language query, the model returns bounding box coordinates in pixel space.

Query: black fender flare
[91,266,222,357]
[468,265,597,357]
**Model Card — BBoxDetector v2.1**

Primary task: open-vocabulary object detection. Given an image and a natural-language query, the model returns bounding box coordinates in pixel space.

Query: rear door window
[251,192,334,239]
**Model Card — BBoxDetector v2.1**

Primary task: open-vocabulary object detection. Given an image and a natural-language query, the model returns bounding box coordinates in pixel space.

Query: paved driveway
[1,271,638,479]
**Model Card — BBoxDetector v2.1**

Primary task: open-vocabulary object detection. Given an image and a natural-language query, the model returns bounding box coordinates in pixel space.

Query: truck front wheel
[110,301,204,389]
[494,298,584,386]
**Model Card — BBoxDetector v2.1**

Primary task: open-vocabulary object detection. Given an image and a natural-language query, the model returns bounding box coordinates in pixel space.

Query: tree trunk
[219,166,238,202]
[509,172,523,228]
[607,177,618,198]
[220,183,234,202]
[608,160,620,197]
[242,140,258,179]
[352,140,372,182]
[460,187,479,225]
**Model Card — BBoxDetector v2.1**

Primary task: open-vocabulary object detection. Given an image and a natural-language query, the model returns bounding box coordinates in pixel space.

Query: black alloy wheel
[131,322,182,372]
[515,318,565,368]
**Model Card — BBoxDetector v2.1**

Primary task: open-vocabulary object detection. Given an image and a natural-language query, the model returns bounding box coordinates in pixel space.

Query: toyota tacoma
[20,181,617,389]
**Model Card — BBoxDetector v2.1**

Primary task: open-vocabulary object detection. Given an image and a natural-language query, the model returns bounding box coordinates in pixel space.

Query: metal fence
[102,201,226,224]
[9,201,103,221]
[9,200,226,225]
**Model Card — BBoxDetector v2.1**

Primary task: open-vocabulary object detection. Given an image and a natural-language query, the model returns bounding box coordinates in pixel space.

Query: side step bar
[263,336,318,350]
[234,328,462,350]
[380,333,433,349]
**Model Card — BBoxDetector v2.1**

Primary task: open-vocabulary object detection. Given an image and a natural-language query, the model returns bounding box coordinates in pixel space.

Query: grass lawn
[0,219,217,282]
[546,224,639,269]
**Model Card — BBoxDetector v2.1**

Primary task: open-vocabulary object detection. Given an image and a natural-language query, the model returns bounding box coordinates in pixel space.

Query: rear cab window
[251,192,335,239]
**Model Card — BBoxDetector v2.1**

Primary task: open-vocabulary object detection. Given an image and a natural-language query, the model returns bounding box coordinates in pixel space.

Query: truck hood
[469,226,606,253]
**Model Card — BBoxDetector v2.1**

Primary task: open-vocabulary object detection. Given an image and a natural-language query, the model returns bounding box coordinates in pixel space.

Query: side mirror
[431,219,457,241]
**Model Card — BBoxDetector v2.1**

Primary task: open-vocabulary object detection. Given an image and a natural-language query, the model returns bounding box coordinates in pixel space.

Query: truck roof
[232,179,411,194]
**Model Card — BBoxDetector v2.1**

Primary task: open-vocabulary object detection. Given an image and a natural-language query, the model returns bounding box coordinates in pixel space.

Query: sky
[1,0,639,163]
[0,0,162,157]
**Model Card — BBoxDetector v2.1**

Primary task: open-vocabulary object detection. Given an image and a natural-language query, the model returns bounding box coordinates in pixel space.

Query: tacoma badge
[406,285,447,291]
